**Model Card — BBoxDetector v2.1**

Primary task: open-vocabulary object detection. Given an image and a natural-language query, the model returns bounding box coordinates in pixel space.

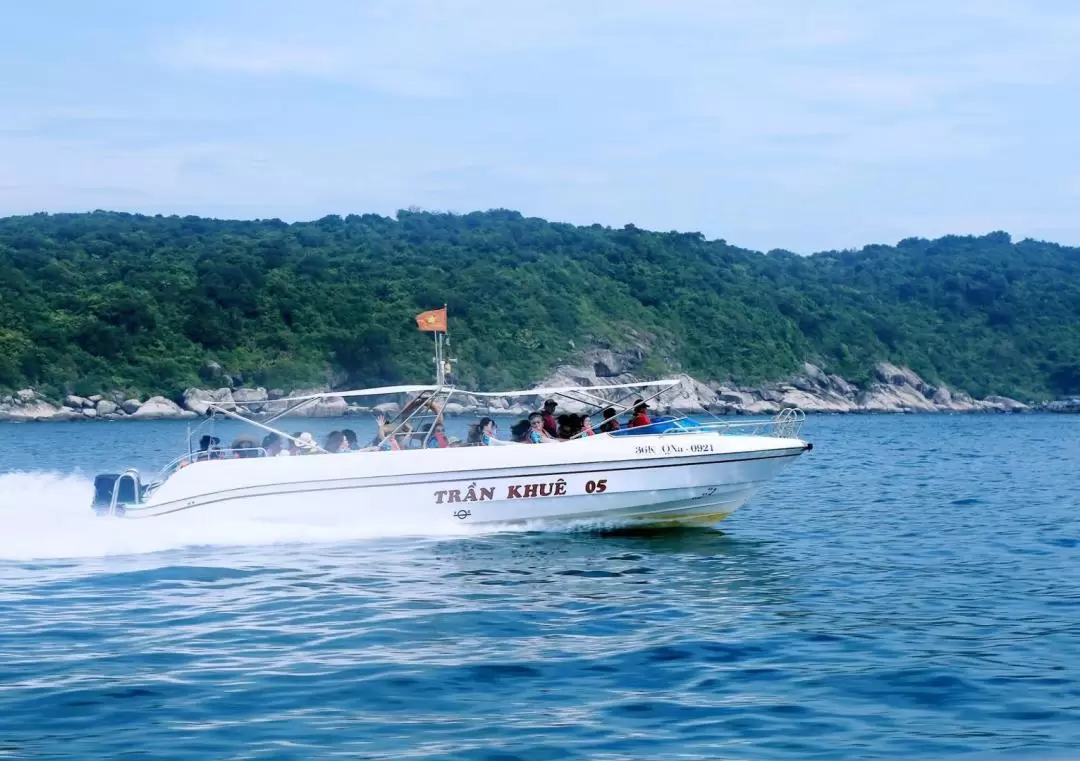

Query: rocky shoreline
[1,356,1076,422]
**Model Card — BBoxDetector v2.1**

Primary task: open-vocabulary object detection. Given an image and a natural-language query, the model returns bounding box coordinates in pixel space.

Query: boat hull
[114,433,809,529]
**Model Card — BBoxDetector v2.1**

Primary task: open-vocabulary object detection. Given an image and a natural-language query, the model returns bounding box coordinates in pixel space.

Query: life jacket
[428,431,449,448]
[629,412,651,428]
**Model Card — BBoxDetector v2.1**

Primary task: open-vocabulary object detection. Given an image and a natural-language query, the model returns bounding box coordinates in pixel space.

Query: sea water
[0,414,1077,759]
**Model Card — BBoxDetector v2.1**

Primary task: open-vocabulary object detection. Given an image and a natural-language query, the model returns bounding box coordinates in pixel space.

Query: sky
[1,0,1078,253]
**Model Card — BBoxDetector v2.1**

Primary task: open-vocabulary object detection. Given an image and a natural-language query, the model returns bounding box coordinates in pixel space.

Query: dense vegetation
[1,210,1078,401]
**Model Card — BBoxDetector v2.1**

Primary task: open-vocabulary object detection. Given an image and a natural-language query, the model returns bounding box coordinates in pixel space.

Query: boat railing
[155,447,268,482]
[108,468,141,516]
[773,407,806,438]
[654,407,806,439]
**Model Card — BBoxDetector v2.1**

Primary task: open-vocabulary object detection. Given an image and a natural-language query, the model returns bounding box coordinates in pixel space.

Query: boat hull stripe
[127,449,805,517]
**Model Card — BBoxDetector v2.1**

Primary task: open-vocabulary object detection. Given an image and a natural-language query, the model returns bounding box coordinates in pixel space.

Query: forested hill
[1,210,1078,401]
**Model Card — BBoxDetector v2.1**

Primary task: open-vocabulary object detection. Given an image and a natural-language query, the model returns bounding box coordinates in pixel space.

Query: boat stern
[90,470,143,517]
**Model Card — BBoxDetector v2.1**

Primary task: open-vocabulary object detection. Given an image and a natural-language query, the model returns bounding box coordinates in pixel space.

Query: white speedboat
[90,379,812,529]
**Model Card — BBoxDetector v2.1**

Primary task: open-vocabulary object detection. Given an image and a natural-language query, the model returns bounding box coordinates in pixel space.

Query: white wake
[0,470,505,562]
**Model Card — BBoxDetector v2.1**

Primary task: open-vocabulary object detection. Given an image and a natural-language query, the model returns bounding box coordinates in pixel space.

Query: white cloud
[4,0,1080,251]
[161,35,345,77]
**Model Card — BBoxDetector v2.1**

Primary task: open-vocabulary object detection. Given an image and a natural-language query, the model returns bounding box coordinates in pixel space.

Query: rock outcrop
[0,389,195,422]
[0,352,1063,423]
[232,387,269,412]
[129,396,196,420]
[183,387,237,416]
[1042,398,1080,413]
[489,353,1033,417]
[290,395,349,418]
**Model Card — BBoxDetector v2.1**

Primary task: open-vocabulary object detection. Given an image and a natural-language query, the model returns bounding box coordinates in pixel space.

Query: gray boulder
[232,387,269,413]
[120,399,142,415]
[1046,398,1080,413]
[7,401,62,421]
[183,387,237,415]
[96,400,119,416]
[983,395,1029,413]
[305,396,349,418]
[130,396,196,420]
[373,401,401,416]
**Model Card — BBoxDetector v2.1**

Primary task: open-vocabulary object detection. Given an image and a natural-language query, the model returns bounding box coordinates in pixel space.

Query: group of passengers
[190,395,655,460]
[505,397,652,444]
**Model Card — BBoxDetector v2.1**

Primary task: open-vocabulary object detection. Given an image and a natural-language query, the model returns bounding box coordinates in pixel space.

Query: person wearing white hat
[295,432,318,453]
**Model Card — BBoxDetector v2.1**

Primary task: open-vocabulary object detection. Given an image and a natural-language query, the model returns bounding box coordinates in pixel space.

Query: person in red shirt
[628,399,652,428]
[598,406,621,433]
[541,399,559,438]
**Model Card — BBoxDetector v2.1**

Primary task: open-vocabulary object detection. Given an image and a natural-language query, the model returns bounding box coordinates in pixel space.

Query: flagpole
[434,331,444,386]
[442,303,450,386]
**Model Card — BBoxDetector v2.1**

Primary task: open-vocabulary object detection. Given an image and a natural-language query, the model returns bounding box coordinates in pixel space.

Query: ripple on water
[0,415,1078,759]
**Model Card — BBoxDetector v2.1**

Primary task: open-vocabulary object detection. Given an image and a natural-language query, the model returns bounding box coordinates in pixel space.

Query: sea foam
[0,470,502,561]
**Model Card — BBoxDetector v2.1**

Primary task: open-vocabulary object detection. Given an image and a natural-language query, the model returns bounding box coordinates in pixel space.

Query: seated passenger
[541,399,558,438]
[469,417,511,446]
[324,430,346,453]
[525,412,558,443]
[295,432,319,454]
[598,407,621,433]
[427,421,449,448]
[196,434,223,461]
[372,414,401,451]
[556,414,571,439]
[580,415,596,436]
[341,429,359,451]
[510,418,531,442]
[262,433,285,456]
[408,423,446,449]
[628,399,652,428]
[231,436,261,458]
[558,413,584,439]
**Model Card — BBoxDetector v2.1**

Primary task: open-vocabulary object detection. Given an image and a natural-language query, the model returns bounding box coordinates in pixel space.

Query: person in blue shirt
[525,412,558,443]
[468,417,512,446]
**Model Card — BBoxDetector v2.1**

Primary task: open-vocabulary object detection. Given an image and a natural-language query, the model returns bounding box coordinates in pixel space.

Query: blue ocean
[0,414,1077,760]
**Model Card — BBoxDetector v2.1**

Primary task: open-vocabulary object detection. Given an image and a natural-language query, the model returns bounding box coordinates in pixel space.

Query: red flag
[415,307,448,332]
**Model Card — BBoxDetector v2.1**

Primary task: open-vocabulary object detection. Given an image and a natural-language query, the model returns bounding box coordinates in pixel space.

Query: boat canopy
[469,378,681,398]
[228,378,683,407]
[201,378,683,451]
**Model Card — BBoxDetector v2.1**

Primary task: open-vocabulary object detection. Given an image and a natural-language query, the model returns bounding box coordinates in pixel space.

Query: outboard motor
[91,471,141,517]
